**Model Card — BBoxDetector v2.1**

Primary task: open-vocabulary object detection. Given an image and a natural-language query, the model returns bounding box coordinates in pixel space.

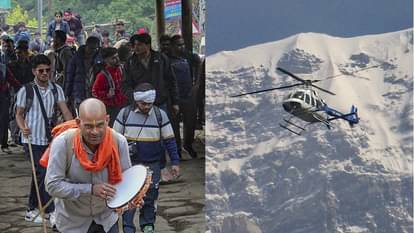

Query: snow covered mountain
[205,29,413,233]
[207,0,413,54]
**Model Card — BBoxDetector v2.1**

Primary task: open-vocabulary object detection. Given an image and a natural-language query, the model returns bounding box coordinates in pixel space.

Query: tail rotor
[348,105,359,127]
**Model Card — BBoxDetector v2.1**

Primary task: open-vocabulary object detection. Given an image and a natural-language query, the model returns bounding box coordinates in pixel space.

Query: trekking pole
[26,126,48,233]
[40,198,54,214]
[31,198,54,220]
[118,212,123,232]
[74,101,79,118]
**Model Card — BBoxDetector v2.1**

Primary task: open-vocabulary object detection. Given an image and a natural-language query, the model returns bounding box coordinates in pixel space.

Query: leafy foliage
[11,0,35,15]
[13,0,155,34]
[10,0,203,52]
[6,3,39,29]
[80,0,154,33]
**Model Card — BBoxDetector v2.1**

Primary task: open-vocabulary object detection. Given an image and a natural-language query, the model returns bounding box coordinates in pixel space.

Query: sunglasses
[37,68,51,74]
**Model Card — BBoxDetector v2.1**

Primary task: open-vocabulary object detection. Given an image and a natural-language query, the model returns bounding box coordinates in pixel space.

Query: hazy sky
[206,0,413,55]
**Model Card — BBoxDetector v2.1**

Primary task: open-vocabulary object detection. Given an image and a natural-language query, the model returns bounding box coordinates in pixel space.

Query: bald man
[46,98,131,233]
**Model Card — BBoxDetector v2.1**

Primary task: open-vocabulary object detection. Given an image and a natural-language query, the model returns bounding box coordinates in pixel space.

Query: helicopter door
[311,95,316,107]
[316,99,322,109]
[305,93,310,105]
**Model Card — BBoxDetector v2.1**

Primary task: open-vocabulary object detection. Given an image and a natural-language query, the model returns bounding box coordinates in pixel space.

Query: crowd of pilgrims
[0,9,205,160]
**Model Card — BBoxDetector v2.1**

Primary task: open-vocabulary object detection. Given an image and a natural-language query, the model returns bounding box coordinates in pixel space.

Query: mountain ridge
[207,0,413,54]
[206,29,413,233]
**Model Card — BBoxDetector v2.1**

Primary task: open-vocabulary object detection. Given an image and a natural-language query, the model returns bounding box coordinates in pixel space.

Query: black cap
[16,40,29,50]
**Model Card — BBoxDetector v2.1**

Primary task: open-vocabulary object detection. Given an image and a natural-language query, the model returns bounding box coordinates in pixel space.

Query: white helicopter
[231,67,370,135]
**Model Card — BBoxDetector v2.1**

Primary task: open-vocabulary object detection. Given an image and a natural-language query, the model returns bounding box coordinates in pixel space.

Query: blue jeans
[123,162,161,232]
[24,144,54,213]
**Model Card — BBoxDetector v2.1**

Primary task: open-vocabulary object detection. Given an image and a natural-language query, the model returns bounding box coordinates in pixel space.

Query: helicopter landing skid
[280,119,306,135]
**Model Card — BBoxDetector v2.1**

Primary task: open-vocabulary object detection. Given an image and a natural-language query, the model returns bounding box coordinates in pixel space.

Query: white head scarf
[133,89,156,103]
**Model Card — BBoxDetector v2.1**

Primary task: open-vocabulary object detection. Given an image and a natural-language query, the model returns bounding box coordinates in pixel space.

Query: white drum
[106,165,152,213]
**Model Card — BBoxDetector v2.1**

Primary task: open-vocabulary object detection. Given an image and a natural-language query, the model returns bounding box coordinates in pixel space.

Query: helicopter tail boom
[325,105,359,127]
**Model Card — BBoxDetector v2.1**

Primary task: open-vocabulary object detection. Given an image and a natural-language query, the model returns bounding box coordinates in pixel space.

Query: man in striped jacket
[113,82,180,233]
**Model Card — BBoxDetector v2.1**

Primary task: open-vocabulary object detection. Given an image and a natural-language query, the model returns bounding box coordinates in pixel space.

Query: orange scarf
[73,127,123,184]
[40,120,79,168]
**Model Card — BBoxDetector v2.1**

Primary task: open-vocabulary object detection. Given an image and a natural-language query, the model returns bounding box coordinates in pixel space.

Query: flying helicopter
[230,67,377,135]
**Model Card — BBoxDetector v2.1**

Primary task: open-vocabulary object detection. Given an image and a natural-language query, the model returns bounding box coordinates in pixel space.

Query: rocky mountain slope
[205,29,413,233]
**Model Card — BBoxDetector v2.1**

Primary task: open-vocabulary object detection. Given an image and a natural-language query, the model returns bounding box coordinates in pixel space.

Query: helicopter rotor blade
[230,83,303,97]
[329,64,380,80]
[276,67,306,83]
[312,64,381,83]
[311,84,336,95]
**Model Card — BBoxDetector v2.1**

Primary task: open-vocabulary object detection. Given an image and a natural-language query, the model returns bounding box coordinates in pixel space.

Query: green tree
[83,0,154,32]
[6,3,38,28]
[12,0,161,39]
[12,0,36,16]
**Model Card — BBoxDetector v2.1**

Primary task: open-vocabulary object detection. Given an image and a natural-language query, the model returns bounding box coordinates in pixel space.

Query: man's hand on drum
[92,183,116,200]
[171,165,180,178]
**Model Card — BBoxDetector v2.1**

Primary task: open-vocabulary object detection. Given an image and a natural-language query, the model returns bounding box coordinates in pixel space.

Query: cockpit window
[292,91,304,100]
[284,93,293,100]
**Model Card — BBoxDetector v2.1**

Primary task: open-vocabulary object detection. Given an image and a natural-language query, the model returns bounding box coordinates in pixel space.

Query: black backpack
[54,46,76,87]
[23,82,58,117]
[55,45,76,73]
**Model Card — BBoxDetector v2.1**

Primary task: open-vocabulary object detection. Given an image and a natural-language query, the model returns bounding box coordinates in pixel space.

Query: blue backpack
[15,31,30,45]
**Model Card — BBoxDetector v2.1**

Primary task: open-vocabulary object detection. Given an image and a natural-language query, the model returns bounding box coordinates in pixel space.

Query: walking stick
[26,133,48,233]
[30,198,54,220]
[118,212,123,232]
[74,101,79,118]
[42,198,54,212]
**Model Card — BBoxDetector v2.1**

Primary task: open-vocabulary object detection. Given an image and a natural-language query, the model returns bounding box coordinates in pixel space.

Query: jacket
[0,51,17,64]
[65,17,83,36]
[92,65,127,107]
[112,106,180,165]
[64,45,103,102]
[47,20,70,41]
[123,50,178,106]
[8,56,34,85]
[0,67,21,93]
[169,56,194,102]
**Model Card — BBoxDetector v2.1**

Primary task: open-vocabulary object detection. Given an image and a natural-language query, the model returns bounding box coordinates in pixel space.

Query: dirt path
[0,130,205,233]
